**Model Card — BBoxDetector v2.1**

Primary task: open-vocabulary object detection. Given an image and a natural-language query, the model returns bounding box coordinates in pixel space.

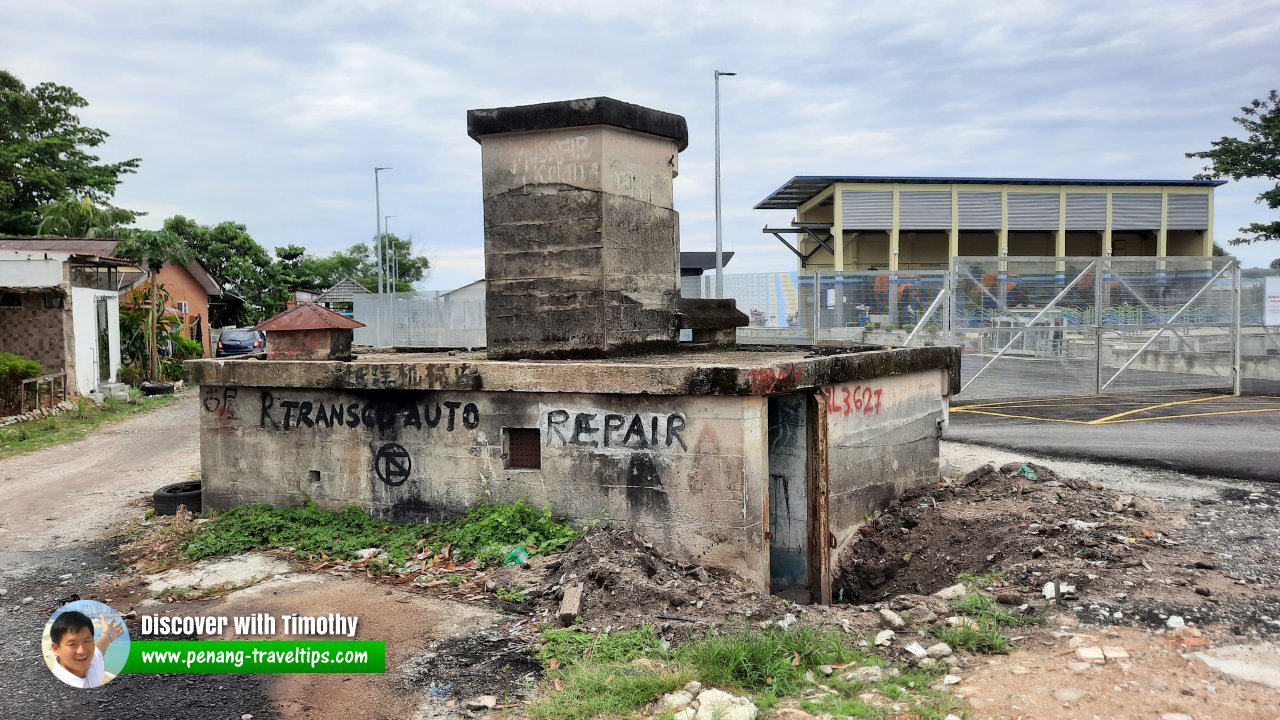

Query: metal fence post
[1094,258,1103,394]
[1233,261,1242,396]
[811,271,820,345]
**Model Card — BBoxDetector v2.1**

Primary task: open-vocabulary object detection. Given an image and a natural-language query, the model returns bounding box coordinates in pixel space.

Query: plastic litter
[503,544,529,566]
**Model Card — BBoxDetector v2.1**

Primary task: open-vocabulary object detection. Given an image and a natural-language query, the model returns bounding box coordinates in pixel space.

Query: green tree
[162,215,276,325]
[0,70,141,235]
[115,230,194,382]
[1270,257,1280,270]
[1187,90,1280,246]
[280,235,428,293]
[35,195,137,237]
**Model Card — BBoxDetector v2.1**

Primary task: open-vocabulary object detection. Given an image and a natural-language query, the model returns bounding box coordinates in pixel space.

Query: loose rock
[878,609,905,629]
[926,642,953,658]
[1075,646,1105,664]
[933,584,967,601]
[874,630,895,647]
[463,695,497,711]
[558,583,584,627]
[693,688,758,720]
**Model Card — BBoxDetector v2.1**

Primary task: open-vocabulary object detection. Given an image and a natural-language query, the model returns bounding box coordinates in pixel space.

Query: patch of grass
[955,569,1004,587]
[674,626,874,701]
[183,498,577,574]
[932,623,1013,654]
[528,662,692,720]
[533,627,961,720]
[952,592,1042,627]
[0,393,178,459]
[539,627,665,667]
[158,585,194,601]
[429,500,578,566]
[496,586,530,603]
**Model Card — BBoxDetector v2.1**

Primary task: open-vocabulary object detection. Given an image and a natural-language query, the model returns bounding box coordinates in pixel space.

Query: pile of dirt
[833,461,1194,607]
[486,527,790,638]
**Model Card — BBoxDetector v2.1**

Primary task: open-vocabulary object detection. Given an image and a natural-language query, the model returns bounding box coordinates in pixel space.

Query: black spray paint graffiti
[259,392,480,432]
[543,410,688,451]
[374,443,412,487]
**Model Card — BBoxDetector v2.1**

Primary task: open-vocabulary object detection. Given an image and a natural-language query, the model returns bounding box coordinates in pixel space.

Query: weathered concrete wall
[187,346,963,398]
[1116,348,1280,382]
[199,385,769,587]
[267,329,354,361]
[471,98,691,360]
[824,370,950,550]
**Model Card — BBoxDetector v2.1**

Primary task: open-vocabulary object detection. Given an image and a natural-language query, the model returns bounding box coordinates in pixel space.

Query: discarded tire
[140,382,175,396]
[154,481,201,515]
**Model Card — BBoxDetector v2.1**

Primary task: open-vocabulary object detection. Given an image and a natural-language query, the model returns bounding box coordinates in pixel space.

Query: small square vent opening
[505,428,541,470]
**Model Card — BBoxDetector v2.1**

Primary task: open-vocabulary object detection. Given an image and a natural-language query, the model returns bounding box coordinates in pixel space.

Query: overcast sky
[5,0,1279,292]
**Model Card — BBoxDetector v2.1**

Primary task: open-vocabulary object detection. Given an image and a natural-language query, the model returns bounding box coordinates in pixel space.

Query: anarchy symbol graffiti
[374,443,412,487]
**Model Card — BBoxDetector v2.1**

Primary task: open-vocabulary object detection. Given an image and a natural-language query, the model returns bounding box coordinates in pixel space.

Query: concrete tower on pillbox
[468,97,746,359]
[254,303,365,361]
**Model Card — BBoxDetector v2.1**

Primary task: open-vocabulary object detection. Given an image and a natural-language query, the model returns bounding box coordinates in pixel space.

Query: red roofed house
[255,303,365,361]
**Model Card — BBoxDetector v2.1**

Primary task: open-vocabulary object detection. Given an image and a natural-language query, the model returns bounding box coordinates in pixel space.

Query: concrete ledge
[187,346,961,396]
[467,97,689,150]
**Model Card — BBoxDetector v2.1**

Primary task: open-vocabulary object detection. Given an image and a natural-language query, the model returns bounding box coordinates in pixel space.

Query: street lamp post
[714,70,736,299]
[384,215,396,293]
[374,166,392,345]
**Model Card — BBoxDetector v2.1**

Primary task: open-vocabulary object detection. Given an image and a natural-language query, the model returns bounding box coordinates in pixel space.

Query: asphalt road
[945,391,1280,482]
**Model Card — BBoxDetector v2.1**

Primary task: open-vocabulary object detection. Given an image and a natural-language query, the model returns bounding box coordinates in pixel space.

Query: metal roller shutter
[957,192,1001,229]
[1007,193,1060,230]
[841,191,892,228]
[1112,193,1160,229]
[1167,194,1209,229]
[1066,194,1106,230]
[899,191,952,229]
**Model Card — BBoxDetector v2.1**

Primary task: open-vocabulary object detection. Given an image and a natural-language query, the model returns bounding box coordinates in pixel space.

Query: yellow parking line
[1086,394,1234,425]
[954,395,1094,408]
[949,408,1095,424]
[1102,407,1280,424]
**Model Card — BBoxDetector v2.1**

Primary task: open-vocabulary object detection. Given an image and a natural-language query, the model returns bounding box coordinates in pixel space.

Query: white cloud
[1,0,1276,278]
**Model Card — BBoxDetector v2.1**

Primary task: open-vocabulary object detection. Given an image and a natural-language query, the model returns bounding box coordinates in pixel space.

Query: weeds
[0,393,176,459]
[932,590,1041,654]
[183,498,577,574]
[528,662,691,720]
[955,569,1004,587]
[496,586,530,603]
[952,592,1041,627]
[536,626,958,720]
[932,623,1013,654]
[539,627,664,667]
[673,626,875,707]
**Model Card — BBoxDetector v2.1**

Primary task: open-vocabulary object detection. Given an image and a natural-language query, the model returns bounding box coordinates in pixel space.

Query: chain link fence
[716,257,1257,400]
[949,256,1238,400]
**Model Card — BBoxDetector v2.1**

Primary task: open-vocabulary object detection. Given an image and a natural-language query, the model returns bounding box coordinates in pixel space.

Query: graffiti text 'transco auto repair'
[259,392,480,432]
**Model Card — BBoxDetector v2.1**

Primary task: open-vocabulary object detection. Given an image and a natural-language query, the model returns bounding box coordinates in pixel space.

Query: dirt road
[0,395,200,552]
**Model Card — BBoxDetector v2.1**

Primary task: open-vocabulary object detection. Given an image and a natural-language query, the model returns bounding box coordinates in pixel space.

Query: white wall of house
[0,251,69,287]
[69,286,121,394]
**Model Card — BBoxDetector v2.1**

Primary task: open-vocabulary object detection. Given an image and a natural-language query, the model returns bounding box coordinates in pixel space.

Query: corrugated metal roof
[754,176,1228,210]
[0,237,132,263]
[315,278,372,303]
[255,302,365,331]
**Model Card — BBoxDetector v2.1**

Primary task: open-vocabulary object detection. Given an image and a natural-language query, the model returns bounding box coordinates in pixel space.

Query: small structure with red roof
[254,303,365,361]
